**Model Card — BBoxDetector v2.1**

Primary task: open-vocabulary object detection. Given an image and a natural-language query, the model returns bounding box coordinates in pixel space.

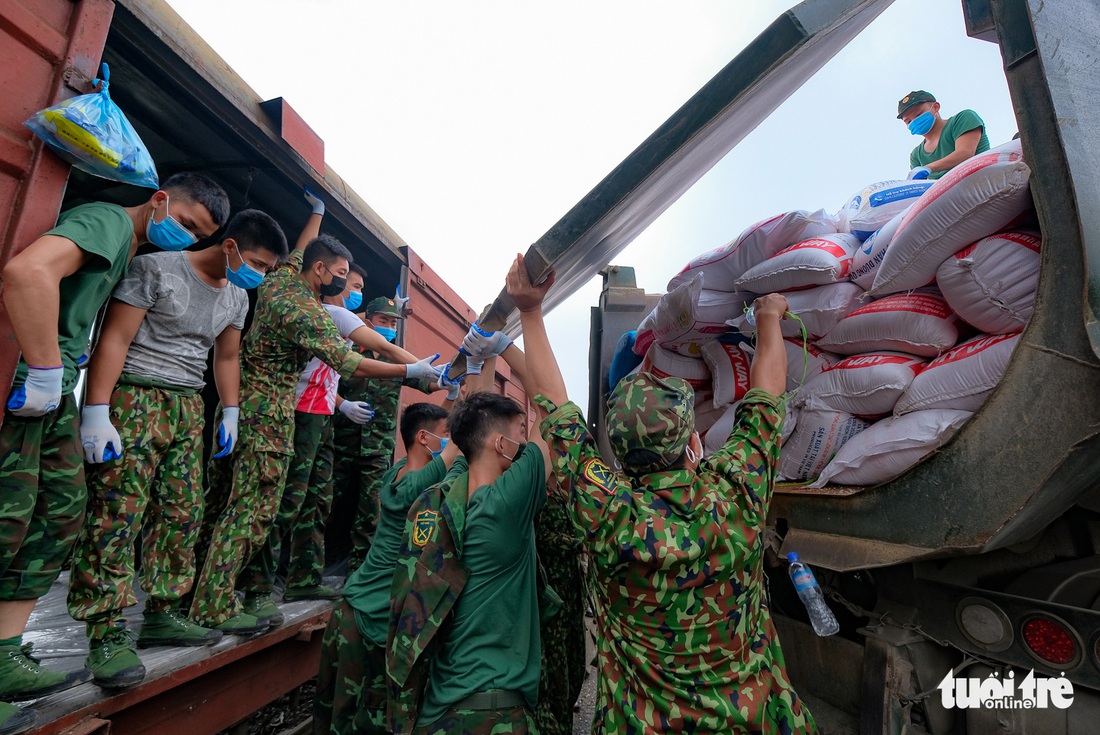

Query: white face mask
[497,434,526,463]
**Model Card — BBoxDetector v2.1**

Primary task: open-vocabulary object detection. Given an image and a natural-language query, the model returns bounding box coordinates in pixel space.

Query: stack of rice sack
[624,139,1037,488]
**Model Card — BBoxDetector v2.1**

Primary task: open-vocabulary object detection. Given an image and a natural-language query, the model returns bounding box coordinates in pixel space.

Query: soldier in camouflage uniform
[0,173,229,722]
[504,254,816,734]
[332,296,436,570]
[188,228,445,631]
[66,210,287,690]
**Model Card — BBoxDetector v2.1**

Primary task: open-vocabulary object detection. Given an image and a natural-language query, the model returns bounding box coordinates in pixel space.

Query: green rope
[741,304,811,407]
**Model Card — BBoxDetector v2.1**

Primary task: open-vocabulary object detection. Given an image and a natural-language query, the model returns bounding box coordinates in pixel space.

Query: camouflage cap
[605,372,695,473]
[364,296,403,318]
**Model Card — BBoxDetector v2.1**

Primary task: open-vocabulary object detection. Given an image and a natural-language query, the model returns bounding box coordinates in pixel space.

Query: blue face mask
[425,431,449,459]
[908,111,935,136]
[225,245,265,290]
[344,291,363,311]
[148,195,199,251]
[375,326,397,342]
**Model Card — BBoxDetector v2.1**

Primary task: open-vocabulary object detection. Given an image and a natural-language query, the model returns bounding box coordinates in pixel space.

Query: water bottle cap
[786,552,799,562]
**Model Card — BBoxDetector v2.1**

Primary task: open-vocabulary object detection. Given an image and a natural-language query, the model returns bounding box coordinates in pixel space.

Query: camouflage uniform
[189,250,362,626]
[315,598,386,735]
[67,380,204,638]
[533,481,587,735]
[535,374,816,734]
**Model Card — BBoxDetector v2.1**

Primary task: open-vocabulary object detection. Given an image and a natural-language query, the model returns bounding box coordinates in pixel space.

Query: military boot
[87,628,145,690]
[282,584,339,601]
[0,641,91,701]
[243,593,284,627]
[0,702,35,735]
[138,611,223,648]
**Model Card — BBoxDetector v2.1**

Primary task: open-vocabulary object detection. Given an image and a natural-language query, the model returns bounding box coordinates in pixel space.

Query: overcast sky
[164,0,1017,403]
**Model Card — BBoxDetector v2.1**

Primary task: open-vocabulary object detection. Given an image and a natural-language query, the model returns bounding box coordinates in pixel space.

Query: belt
[453,689,525,711]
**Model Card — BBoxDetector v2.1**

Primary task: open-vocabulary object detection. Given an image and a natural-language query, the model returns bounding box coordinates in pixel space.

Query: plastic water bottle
[744,305,756,327]
[787,552,839,636]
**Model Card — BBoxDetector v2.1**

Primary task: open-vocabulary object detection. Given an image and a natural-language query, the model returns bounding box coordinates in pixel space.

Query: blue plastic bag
[24,63,159,189]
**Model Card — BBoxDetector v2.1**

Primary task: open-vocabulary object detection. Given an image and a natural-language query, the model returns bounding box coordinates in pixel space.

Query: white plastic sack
[735,233,862,293]
[784,338,841,392]
[802,352,925,417]
[895,332,1020,414]
[633,275,738,356]
[693,387,727,435]
[816,288,958,357]
[778,398,871,481]
[668,209,837,292]
[640,343,711,391]
[936,231,1041,334]
[869,140,1032,295]
[810,409,973,487]
[704,399,797,456]
[849,209,906,290]
[838,179,934,240]
[728,282,865,340]
[700,341,752,407]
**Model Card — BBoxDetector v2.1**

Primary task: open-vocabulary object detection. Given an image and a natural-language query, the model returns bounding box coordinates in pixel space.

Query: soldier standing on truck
[899,90,991,180]
[187,214,446,632]
[0,173,229,730]
[501,252,817,734]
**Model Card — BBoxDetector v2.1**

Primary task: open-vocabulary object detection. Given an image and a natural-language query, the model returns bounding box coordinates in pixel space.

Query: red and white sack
[869,139,1032,295]
[783,338,841,392]
[778,398,871,481]
[633,276,737,356]
[849,209,906,290]
[700,341,752,407]
[735,233,861,293]
[936,231,1041,334]
[728,282,864,340]
[640,343,711,392]
[894,332,1020,414]
[802,352,925,417]
[668,209,837,292]
[837,179,934,240]
[810,409,973,487]
[704,399,797,456]
[815,288,958,357]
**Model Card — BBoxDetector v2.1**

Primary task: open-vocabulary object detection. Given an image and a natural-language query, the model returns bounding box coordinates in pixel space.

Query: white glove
[7,365,63,417]
[304,185,325,215]
[461,322,512,360]
[338,400,374,425]
[393,283,410,311]
[213,406,239,459]
[406,354,442,382]
[81,404,123,463]
[436,363,464,400]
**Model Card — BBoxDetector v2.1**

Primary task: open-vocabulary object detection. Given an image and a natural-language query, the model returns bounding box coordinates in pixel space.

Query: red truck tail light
[1021,616,1079,667]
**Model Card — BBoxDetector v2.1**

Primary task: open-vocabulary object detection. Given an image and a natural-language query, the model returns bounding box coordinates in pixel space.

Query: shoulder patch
[412,510,439,547]
[582,458,616,495]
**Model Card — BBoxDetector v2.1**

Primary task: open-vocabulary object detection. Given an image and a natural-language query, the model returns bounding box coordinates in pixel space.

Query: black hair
[223,209,288,259]
[162,172,230,227]
[447,392,525,462]
[399,403,450,452]
[349,262,368,282]
[302,234,353,270]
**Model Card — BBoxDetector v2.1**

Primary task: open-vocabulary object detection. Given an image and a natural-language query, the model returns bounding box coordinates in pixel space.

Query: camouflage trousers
[335,452,389,570]
[0,396,85,599]
[240,411,333,594]
[67,384,204,639]
[314,598,387,735]
[414,705,538,735]
[188,423,290,626]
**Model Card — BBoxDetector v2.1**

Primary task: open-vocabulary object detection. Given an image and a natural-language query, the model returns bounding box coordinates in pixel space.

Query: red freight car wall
[0,0,115,410]
[397,246,531,459]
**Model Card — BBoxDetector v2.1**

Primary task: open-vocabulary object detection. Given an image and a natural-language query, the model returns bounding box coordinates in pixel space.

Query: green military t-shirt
[344,454,469,645]
[910,109,991,179]
[419,442,546,725]
[12,202,134,394]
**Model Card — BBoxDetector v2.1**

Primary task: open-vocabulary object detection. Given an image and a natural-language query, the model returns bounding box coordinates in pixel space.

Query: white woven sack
[727,282,865,340]
[816,289,958,357]
[849,209,906,290]
[895,332,1020,415]
[735,233,862,293]
[810,409,973,487]
[936,231,1041,334]
[700,341,752,407]
[640,344,711,391]
[838,179,934,240]
[633,275,735,357]
[870,139,1032,295]
[704,399,797,456]
[802,351,926,417]
[693,387,726,435]
[778,397,871,481]
[784,338,841,392]
[668,209,837,292]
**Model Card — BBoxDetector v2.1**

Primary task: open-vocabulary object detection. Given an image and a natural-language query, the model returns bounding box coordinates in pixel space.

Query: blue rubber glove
[338,400,374,425]
[406,354,442,382]
[213,406,239,459]
[304,185,325,215]
[907,166,931,180]
[80,404,122,463]
[7,365,63,417]
[393,283,410,311]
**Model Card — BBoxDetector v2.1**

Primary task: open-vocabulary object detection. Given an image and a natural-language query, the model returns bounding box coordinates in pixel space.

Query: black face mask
[319,272,347,298]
